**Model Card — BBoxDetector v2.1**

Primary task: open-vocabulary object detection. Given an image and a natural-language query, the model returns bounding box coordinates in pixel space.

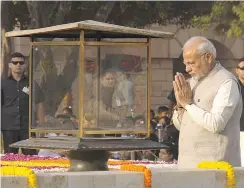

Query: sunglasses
[237,66,244,70]
[11,61,25,65]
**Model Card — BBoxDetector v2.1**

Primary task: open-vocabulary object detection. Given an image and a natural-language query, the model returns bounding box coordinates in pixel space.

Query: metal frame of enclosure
[5,20,174,139]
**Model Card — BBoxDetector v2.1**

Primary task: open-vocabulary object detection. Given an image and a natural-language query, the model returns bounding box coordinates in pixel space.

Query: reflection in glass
[31,44,148,136]
[83,46,148,133]
[32,45,80,132]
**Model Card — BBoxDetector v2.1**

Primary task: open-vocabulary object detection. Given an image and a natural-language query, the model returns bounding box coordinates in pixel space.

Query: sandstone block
[151,69,166,81]
[169,39,182,58]
[151,38,169,58]
[36,170,144,188]
[151,169,225,188]
[151,97,167,106]
[159,59,173,69]
[1,176,28,188]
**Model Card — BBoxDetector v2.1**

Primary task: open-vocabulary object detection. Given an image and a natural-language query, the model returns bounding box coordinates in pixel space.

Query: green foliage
[107,1,213,28]
[2,1,214,30]
[192,2,244,37]
[1,1,29,29]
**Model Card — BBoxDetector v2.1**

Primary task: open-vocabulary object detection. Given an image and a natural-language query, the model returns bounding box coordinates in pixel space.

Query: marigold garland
[1,166,36,188]
[120,164,151,188]
[197,161,236,188]
[108,160,132,165]
[1,157,175,169]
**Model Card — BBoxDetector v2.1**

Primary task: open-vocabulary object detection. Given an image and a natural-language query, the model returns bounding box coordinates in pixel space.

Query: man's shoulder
[238,79,244,97]
[1,77,11,82]
[218,64,236,80]
[238,79,244,88]
[1,78,12,87]
[209,65,238,88]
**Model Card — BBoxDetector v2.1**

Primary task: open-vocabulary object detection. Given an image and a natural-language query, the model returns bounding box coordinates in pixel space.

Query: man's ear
[205,53,213,64]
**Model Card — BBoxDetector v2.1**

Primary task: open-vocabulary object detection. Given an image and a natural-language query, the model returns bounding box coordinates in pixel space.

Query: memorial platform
[2,167,244,188]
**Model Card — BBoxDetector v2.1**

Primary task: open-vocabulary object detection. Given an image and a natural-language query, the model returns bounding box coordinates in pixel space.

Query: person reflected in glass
[99,69,128,127]
[117,72,135,112]
[134,115,145,129]
[62,106,78,129]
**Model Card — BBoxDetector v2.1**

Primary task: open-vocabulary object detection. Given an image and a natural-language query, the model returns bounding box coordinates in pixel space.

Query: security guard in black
[1,76,44,130]
[1,52,44,154]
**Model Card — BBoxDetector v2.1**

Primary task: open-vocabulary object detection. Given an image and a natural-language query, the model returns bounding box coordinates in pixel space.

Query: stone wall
[2,167,244,188]
[150,58,173,111]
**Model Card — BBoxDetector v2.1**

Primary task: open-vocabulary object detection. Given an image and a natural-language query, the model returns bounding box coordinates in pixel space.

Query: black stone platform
[10,137,169,171]
[10,137,167,151]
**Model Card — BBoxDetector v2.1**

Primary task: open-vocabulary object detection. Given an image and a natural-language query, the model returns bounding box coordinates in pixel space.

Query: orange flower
[120,164,152,188]
[108,160,132,165]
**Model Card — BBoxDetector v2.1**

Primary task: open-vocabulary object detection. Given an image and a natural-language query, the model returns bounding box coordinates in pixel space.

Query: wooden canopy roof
[5,20,175,39]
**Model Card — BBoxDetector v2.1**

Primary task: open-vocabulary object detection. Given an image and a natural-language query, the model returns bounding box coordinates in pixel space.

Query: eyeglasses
[11,61,25,65]
[237,66,244,70]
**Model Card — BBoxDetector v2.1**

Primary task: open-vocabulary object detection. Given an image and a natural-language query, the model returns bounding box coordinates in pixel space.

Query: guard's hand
[173,72,193,108]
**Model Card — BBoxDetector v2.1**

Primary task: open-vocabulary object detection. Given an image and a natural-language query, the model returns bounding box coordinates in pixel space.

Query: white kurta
[241,132,244,166]
[173,63,242,168]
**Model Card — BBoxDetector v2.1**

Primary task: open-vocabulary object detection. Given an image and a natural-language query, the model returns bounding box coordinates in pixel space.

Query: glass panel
[33,37,80,42]
[83,45,148,134]
[33,37,99,42]
[31,45,80,135]
[83,46,98,129]
[101,38,147,43]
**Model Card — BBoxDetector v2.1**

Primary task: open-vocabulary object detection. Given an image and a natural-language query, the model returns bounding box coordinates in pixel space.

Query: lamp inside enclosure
[6,20,174,171]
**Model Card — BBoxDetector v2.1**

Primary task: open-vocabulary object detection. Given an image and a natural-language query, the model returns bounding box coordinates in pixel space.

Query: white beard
[192,75,200,81]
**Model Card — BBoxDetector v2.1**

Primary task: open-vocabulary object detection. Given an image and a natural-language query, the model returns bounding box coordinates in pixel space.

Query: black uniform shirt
[1,76,44,130]
[239,80,244,132]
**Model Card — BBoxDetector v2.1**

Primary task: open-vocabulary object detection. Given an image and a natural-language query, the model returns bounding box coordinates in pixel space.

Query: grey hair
[183,36,217,59]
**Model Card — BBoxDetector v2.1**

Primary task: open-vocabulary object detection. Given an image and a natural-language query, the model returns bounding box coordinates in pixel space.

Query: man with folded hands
[173,37,242,168]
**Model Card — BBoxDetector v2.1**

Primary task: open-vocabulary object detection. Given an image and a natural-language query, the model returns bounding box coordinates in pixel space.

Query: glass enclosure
[30,39,150,138]
[31,45,80,134]
[83,46,148,134]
